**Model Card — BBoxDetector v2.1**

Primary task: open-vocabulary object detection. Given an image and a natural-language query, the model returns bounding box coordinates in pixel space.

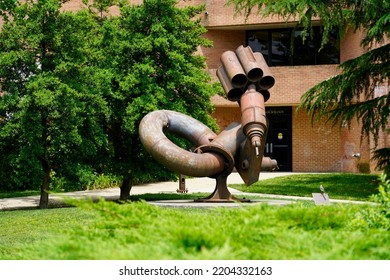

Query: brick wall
[268,65,340,105]
[292,109,367,172]
[201,0,299,28]
[292,108,342,172]
[212,106,366,172]
[340,29,366,62]
[206,64,340,106]
[211,106,240,129]
[202,29,246,69]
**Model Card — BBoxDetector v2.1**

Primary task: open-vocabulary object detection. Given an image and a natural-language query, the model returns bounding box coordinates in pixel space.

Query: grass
[0,207,97,259]
[0,173,380,201]
[0,190,41,199]
[0,199,389,260]
[0,173,388,260]
[231,173,379,201]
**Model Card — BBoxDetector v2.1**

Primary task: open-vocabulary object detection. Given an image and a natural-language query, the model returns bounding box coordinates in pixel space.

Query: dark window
[248,30,269,62]
[316,29,340,64]
[247,27,339,66]
[292,30,316,65]
[271,30,291,66]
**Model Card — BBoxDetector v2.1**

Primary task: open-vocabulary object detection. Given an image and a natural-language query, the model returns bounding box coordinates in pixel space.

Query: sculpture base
[147,199,294,208]
[195,197,251,203]
[194,173,251,203]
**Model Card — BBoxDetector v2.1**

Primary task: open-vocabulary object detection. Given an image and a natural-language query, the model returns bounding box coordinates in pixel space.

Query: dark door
[265,107,292,171]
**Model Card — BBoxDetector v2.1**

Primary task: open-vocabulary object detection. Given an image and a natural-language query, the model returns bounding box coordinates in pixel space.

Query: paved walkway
[0,172,370,210]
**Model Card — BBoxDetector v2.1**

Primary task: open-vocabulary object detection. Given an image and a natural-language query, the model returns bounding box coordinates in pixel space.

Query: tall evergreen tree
[228,0,389,174]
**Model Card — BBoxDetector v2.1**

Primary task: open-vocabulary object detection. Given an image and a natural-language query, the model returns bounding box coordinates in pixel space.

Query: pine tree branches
[300,43,389,145]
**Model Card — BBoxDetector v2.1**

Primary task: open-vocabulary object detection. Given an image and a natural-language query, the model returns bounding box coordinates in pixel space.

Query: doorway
[265,107,293,171]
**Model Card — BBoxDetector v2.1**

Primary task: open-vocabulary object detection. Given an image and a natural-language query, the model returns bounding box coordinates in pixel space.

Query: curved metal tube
[139,110,227,177]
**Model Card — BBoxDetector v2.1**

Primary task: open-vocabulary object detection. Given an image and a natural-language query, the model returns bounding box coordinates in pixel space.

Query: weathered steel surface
[138,45,278,202]
[139,110,226,177]
[220,50,247,87]
[253,52,275,90]
[216,66,243,101]
[240,84,267,152]
[236,45,263,82]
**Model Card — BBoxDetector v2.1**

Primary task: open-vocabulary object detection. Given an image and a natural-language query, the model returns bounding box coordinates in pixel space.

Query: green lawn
[1,172,388,260]
[0,190,41,199]
[0,207,97,259]
[0,199,389,260]
[0,173,380,201]
[231,173,380,201]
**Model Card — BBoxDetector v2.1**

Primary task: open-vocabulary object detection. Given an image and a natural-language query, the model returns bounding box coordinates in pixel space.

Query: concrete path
[0,172,370,210]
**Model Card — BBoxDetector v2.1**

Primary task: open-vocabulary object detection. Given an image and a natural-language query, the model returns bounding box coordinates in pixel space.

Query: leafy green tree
[82,0,117,22]
[0,0,109,208]
[0,0,17,20]
[228,0,389,174]
[99,0,219,200]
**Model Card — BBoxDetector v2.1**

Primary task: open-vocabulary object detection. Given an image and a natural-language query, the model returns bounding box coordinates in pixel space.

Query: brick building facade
[184,0,378,173]
[5,0,387,173]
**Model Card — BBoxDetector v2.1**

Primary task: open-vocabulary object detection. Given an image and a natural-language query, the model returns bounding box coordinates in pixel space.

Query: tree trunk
[39,163,51,209]
[120,176,133,201]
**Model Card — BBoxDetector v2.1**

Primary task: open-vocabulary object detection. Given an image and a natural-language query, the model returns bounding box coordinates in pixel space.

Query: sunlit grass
[0,190,41,199]
[1,199,389,260]
[1,173,387,260]
[1,173,379,201]
[0,208,97,259]
[231,173,379,201]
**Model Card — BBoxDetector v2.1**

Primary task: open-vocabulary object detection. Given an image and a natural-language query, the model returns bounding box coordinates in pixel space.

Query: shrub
[88,174,121,190]
[350,173,390,230]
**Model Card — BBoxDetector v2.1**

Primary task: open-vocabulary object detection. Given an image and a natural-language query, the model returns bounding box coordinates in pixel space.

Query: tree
[99,0,219,200]
[1,0,218,205]
[227,0,389,174]
[0,0,109,208]
[0,0,17,20]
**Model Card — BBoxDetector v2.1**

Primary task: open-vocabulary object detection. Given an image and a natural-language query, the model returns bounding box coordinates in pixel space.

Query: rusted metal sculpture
[139,45,277,202]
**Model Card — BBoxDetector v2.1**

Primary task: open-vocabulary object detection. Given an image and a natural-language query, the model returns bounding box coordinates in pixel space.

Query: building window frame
[247,26,340,67]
